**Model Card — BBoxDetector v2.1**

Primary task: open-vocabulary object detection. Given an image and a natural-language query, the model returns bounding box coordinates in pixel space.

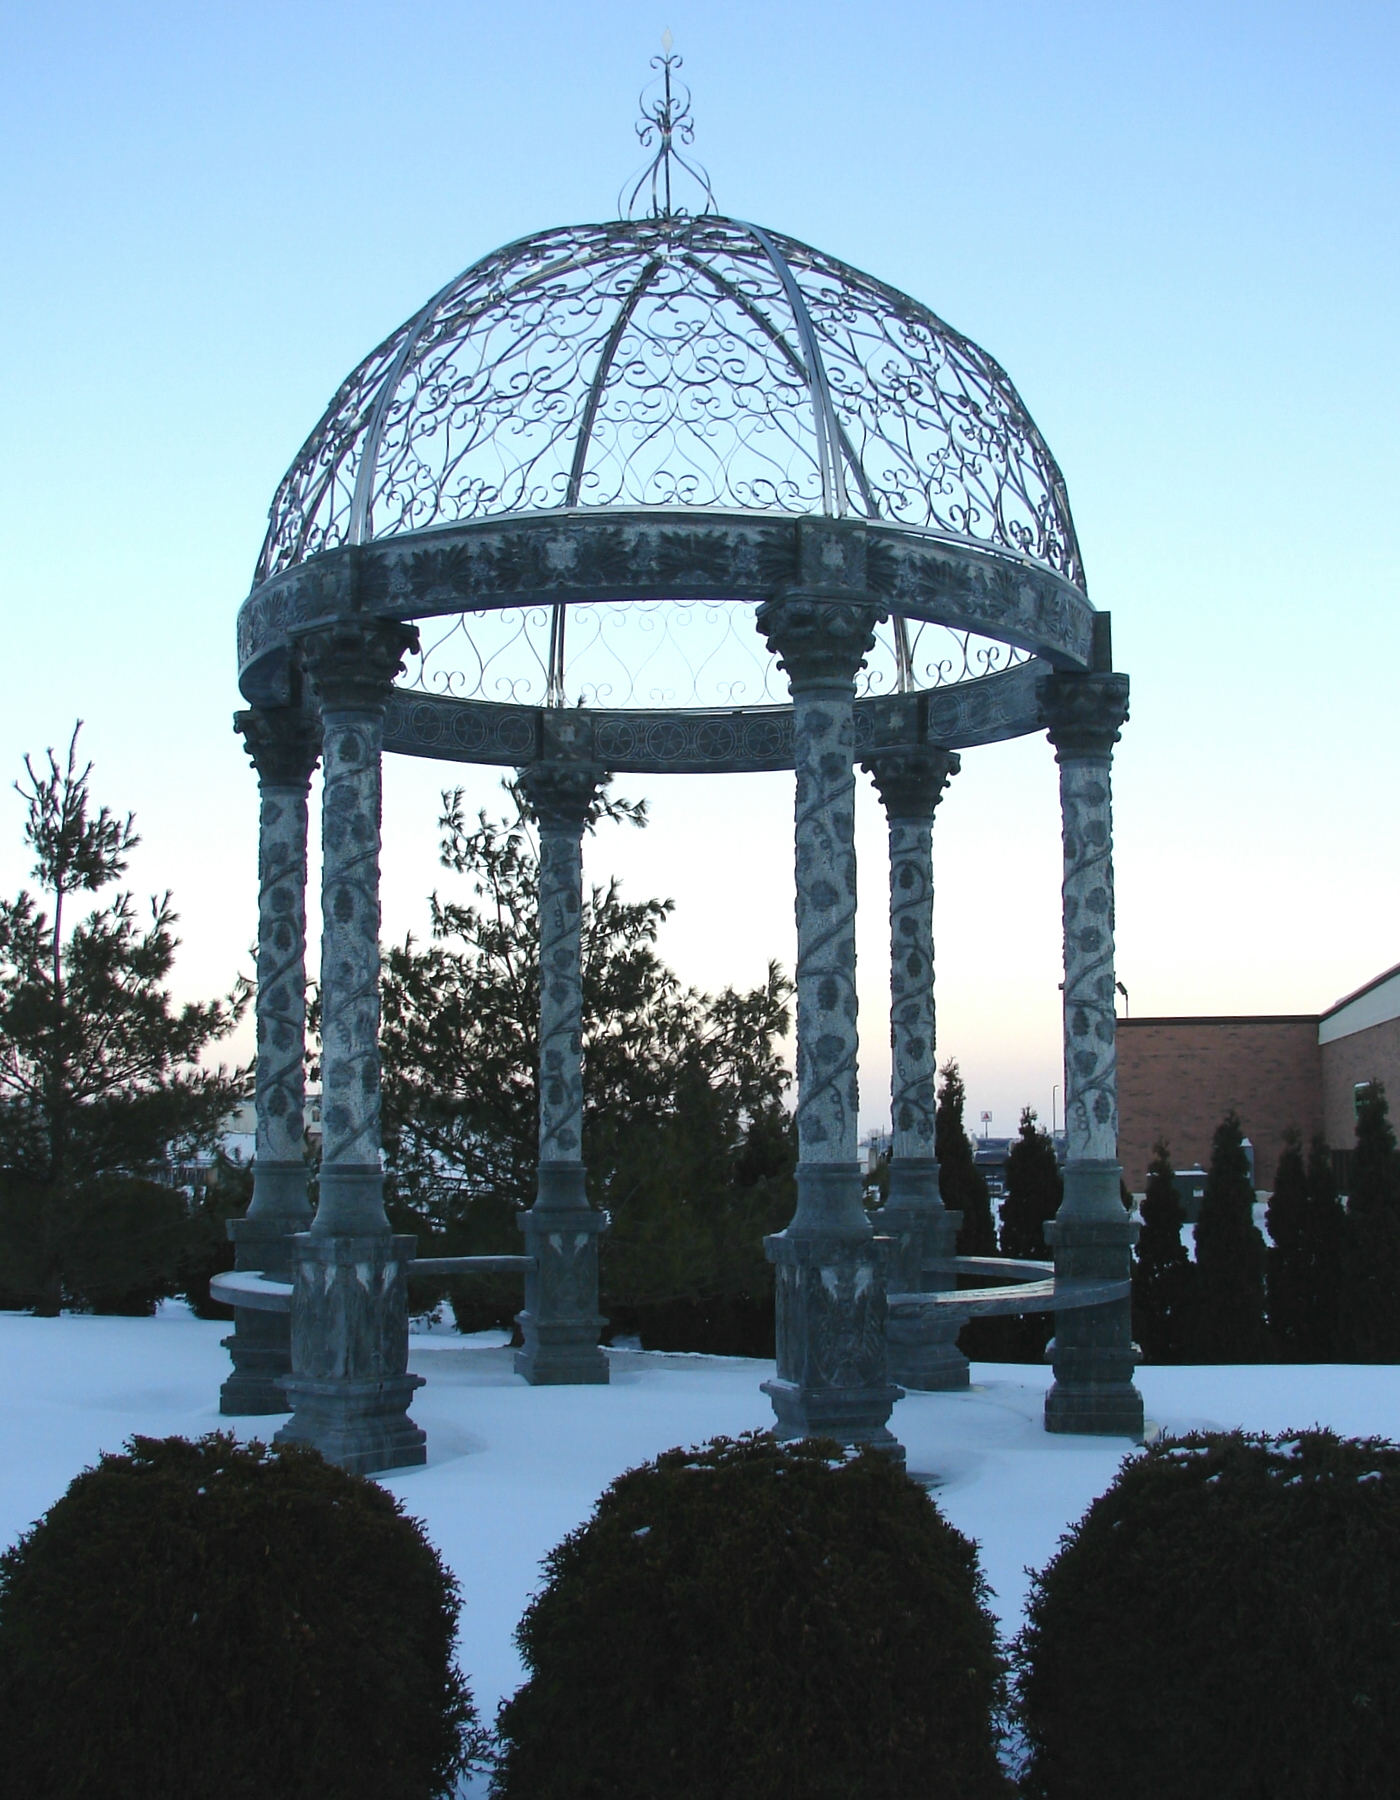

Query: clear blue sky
[2,0,1397,1136]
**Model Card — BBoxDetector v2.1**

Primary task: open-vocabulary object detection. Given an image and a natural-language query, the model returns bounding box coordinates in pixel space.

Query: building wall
[1321,1015,1400,1147]
[1116,1017,1322,1194]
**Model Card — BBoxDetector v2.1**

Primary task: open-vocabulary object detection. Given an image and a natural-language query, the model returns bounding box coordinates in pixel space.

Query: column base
[219,1210,302,1416]
[277,1232,426,1470]
[765,1217,902,1459]
[513,1326,610,1386]
[515,1187,609,1387]
[220,1328,294,1416]
[876,1180,968,1392]
[1043,1374,1144,1440]
[762,1376,905,1461]
[274,1374,427,1475]
[1043,1163,1142,1440]
[885,1301,970,1391]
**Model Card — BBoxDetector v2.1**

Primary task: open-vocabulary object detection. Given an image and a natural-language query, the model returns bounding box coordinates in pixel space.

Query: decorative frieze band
[237,512,1096,703]
[377,657,1047,775]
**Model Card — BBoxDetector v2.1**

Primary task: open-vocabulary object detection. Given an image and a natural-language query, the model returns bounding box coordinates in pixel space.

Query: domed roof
[255,212,1083,592]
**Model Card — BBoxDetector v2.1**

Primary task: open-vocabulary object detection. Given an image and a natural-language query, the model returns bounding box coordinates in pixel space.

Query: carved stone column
[862,743,969,1391]
[513,759,610,1386]
[220,704,320,1415]
[274,618,427,1476]
[1039,666,1143,1439]
[755,593,900,1455]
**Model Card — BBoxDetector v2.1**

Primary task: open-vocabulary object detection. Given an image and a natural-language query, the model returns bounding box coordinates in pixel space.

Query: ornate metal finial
[619,33,716,220]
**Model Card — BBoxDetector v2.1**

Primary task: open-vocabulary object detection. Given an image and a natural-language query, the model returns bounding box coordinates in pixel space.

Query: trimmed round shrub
[0,1433,486,1798]
[1015,1429,1400,1799]
[494,1431,1010,1799]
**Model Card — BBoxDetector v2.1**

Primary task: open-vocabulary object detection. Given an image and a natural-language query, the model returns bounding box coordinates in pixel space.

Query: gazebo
[216,50,1142,1473]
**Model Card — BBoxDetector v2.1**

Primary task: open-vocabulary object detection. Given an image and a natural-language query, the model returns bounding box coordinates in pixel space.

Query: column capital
[517,759,607,836]
[861,744,961,819]
[233,706,321,790]
[1038,671,1130,760]
[755,595,884,691]
[298,618,418,713]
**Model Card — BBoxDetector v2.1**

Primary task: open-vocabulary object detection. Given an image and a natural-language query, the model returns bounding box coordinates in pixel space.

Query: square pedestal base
[275,1374,427,1476]
[219,1314,293,1416]
[762,1377,905,1462]
[887,1326,970,1392]
[515,1193,610,1386]
[219,1213,300,1415]
[1044,1378,1144,1440]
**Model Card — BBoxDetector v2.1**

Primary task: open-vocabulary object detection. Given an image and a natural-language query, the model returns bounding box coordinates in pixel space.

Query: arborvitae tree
[1132,1139,1195,1363]
[1265,1131,1309,1358]
[1305,1133,1346,1356]
[936,1060,995,1257]
[993,1107,1062,1360]
[1267,1130,1346,1360]
[0,726,246,1314]
[1000,1108,1062,1259]
[1341,1082,1400,1362]
[1191,1109,1268,1363]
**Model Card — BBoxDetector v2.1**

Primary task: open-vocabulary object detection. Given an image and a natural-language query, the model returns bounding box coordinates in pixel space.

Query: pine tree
[377,786,796,1346]
[1000,1107,1062,1258]
[1192,1109,1268,1362]
[1133,1138,1195,1362]
[935,1060,995,1257]
[0,726,246,1313]
[1340,1082,1400,1361]
[1266,1130,1346,1360]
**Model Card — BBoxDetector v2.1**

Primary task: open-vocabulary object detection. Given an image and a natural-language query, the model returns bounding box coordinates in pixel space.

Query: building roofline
[1116,1014,1320,1027]
[1321,960,1400,1022]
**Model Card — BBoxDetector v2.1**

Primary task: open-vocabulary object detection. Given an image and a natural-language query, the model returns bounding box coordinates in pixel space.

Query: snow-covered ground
[3,1304,1397,1788]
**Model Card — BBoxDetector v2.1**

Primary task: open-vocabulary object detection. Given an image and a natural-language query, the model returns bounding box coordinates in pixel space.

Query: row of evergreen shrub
[5,1425,1399,1797]
[1135,1080,1400,1363]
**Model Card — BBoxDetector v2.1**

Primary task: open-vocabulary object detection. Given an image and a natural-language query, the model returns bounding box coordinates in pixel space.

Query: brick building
[1117,962,1400,1196]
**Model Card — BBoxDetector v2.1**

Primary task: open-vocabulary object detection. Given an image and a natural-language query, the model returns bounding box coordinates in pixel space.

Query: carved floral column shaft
[756,593,900,1456]
[513,760,610,1386]
[221,705,320,1416]
[1040,668,1143,1439]
[274,618,428,1476]
[862,744,968,1391]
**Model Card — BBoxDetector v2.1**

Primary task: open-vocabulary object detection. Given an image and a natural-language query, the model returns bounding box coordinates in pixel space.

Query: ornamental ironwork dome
[257,215,1080,587]
[236,45,1100,733]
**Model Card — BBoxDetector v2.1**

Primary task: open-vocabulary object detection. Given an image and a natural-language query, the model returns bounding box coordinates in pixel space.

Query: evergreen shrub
[1132,1139,1194,1362]
[1015,1429,1400,1800]
[493,1431,1010,1800]
[1341,1081,1400,1360]
[1191,1110,1267,1361]
[0,1433,486,1799]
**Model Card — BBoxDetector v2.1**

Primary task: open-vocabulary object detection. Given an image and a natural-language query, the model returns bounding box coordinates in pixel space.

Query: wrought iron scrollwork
[255,217,1084,593]
[620,34,716,222]
[401,600,1033,710]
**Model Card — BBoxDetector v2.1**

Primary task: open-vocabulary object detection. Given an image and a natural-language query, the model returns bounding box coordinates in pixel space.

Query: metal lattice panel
[256,216,1083,591]
[401,602,1031,710]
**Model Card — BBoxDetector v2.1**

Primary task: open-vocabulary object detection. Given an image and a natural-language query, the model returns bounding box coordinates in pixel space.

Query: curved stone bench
[211,1254,538,1318]
[889,1255,1130,1322]
[210,1270,294,1313]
